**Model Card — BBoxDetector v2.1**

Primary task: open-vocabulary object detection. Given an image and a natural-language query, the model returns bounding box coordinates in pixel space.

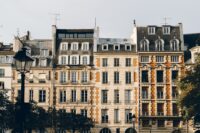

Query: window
[155,39,164,51]
[142,87,148,99]
[0,69,5,77]
[102,72,108,84]
[172,70,178,81]
[71,42,79,50]
[81,109,87,117]
[114,109,119,123]
[172,87,178,99]
[125,72,131,84]
[60,90,66,103]
[39,90,46,103]
[61,42,68,50]
[157,120,165,127]
[71,71,77,83]
[81,90,88,102]
[173,103,178,116]
[29,90,33,102]
[60,71,66,83]
[102,90,108,103]
[142,103,149,116]
[125,90,131,104]
[40,59,47,67]
[171,56,179,63]
[82,42,89,51]
[142,120,150,127]
[157,103,164,116]
[156,56,164,62]
[126,58,131,66]
[81,71,87,83]
[71,109,76,114]
[142,70,148,82]
[125,109,132,123]
[40,49,49,56]
[140,39,149,51]
[148,27,155,35]
[141,56,149,63]
[114,90,119,103]
[0,82,4,89]
[157,70,164,83]
[163,26,170,34]
[82,56,88,65]
[101,109,108,123]
[102,44,108,51]
[157,87,163,99]
[170,39,179,51]
[71,56,77,65]
[173,120,180,127]
[102,58,108,67]
[114,71,119,84]
[0,56,6,63]
[61,56,67,65]
[71,90,76,102]
[114,58,120,67]
[114,44,120,51]
[39,73,46,83]
[125,45,131,51]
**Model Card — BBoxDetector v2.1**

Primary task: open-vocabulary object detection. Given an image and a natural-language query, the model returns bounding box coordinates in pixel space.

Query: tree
[177,55,200,118]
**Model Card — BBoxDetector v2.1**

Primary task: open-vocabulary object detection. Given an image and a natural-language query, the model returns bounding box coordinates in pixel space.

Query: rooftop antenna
[49,13,60,26]
[94,17,97,27]
[163,17,171,25]
[17,28,20,37]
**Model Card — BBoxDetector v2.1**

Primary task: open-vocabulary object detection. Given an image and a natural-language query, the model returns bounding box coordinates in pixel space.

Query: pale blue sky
[0,0,199,43]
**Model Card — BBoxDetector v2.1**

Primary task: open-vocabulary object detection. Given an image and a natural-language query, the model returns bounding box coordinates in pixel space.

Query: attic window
[163,26,170,34]
[148,27,155,35]
[102,44,108,51]
[114,44,120,51]
[125,44,131,51]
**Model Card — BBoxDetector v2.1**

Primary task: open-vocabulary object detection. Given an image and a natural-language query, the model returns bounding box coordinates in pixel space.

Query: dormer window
[148,27,156,35]
[61,42,68,50]
[170,37,180,51]
[163,26,170,35]
[114,44,120,51]
[40,49,49,56]
[155,38,164,51]
[125,44,131,51]
[71,42,79,51]
[140,38,149,51]
[102,44,108,51]
[82,42,89,51]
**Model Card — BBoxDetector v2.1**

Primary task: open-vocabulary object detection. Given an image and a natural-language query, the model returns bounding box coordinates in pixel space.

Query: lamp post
[13,47,34,133]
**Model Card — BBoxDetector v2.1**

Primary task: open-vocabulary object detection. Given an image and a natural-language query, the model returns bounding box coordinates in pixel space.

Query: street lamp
[13,47,34,133]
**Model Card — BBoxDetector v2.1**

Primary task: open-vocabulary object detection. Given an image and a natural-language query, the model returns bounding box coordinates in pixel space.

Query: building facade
[132,23,185,133]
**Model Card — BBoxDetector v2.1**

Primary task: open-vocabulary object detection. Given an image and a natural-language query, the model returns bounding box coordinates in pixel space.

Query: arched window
[155,38,164,51]
[170,38,180,51]
[140,38,149,51]
[72,56,77,65]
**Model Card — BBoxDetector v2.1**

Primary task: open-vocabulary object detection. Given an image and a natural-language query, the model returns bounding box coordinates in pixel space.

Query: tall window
[71,42,79,50]
[60,90,66,103]
[82,42,89,51]
[102,90,108,103]
[81,109,87,117]
[171,56,179,63]
[102,58,108,67]
[157,87,163,99]
[60,71,66,83]
[81,71,87,83]
[114,58,119,67]
[72,56,77,65]
[71,71,77,83]
[0,69,5,77]
[125,90,131,104]
[157,70,164,83]
[172,87,178,99]
[101,109,108,123]
[114,71,119,84]
[61,56,67,64]
[102,72,108,84]
[142,87,148,99]
[82,56,88,65]
[29,90,33,102]
[171,39,179,51]
[173,103,178,116]
[156,56,164,62]
[71,90,76,102]
[125,109,132,123]
[114,109,119,123]
[142,103,149,116]
[126,58,131,66]
[81,90,88,102]
[61,42,68,50]
[125,72,131,84]
[172,70,178,81]
[114,90,119,103]
[142,70,148,82]
[39,90,46,103]
[141,56,149,63]
[157,103,164,116]
[155,39,164,51]
[140,39,149,51]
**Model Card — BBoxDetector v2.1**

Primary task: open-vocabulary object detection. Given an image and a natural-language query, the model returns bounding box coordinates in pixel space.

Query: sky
[0,0,199,43]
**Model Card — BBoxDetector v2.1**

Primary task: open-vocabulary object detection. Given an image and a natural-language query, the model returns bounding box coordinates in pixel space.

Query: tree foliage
[177,55,200,117]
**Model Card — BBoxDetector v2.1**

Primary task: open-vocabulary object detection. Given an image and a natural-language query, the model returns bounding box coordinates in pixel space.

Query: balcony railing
[114,120,121,124]
[101,100,111,105]
[142,112,149,116]
[39,80,46,83]
[114,100,121,104]
[157,112,164,116]
[124,100,136,105]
